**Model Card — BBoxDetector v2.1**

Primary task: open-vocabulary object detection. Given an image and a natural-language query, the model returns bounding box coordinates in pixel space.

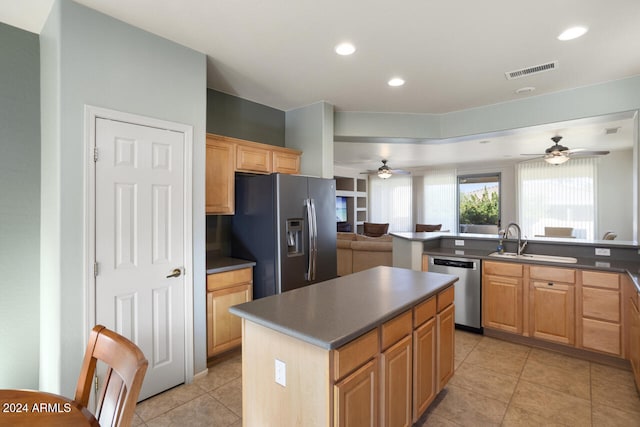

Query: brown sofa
[337,232,393,276]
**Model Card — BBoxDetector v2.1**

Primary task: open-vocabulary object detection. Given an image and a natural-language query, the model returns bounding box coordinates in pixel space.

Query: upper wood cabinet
[205,133,302,214]
[206,136,235,214]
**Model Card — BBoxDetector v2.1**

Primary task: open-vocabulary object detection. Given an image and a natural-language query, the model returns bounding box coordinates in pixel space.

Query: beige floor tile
[428,384,508,426]
[449,362,519,403]
[527,347,590,371]
[501,405,571,427]
[209,377,242,417]
[130,412,146,426]
[415,410,461,426]
[592,403,640,427]
[463,340,530,378]
[145,394,239,427]
[591,369,640,415]
[455,330,482,368]
[520,355,591,400]
[591,363,637,390]
[509,380,592,426]
[195,356,242,392]
[136,382,207,421]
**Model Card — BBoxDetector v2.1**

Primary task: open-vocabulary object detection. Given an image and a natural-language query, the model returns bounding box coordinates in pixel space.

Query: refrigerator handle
[310,198,318,280]
[305,198,313,281]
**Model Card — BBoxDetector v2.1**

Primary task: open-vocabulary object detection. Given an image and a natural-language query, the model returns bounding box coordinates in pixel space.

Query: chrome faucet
[504,222,528,255]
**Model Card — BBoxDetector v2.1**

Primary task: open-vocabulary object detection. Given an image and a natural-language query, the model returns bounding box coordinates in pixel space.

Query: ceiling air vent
[505,60,558,80]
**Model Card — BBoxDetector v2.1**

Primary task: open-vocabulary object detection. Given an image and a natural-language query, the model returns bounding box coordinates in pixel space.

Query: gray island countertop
[229,266,457,350]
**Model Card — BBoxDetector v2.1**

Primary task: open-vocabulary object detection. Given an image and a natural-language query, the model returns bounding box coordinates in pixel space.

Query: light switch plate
[595,248,611,256]
[275,359,286,387]
[455,240,465,246]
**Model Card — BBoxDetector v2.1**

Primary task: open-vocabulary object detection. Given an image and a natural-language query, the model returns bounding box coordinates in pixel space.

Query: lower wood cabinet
[334,358,379,427]
[413,318,436,421]
[483,266,524,334]
[206,267,253,357]
[630,296,640,387]
[531,281,575,345]
[333,285,455,427]
[437,302,455,389]
[580,271,622,356]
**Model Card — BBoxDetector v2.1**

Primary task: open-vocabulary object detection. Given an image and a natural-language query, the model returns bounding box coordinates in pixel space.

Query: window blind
[517,158,596,239]
[369,175,412,232]
[422,169,457,232]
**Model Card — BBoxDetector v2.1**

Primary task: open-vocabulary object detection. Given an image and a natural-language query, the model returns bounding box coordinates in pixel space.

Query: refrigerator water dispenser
[286,219,304,256]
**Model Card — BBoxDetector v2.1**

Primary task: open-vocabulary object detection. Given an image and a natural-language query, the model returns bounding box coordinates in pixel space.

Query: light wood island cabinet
[230,267,457,427]
[206,267,253,357]
[205,133,302,214]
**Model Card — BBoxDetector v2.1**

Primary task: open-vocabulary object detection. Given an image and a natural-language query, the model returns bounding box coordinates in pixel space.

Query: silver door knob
[166,268,182,278]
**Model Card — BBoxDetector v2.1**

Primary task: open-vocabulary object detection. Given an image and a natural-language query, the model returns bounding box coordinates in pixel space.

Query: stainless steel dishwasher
[430,256,482,333]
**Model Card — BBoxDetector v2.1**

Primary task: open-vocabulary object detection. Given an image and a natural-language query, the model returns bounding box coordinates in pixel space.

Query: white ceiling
[2,0,639,171]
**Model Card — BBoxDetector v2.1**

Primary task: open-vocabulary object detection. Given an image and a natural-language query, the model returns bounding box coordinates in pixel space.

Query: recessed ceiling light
[515,86,536,94]
[388,77,405,87]
[335,43,356,56]
[558,26,588,41]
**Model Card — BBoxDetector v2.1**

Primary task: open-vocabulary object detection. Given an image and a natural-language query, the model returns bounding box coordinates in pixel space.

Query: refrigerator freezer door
[277,174,311,293]
[308,177,337,283]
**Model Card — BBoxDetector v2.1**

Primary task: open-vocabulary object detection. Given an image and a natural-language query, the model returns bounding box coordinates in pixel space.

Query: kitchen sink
[488,252,578,264]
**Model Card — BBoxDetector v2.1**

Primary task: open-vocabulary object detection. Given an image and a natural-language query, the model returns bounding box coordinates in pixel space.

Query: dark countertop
[206,256,256,274]
[421,247,640,292]
[229,266,457,350]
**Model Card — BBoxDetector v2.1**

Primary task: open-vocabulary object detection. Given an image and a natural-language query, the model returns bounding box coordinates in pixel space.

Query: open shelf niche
[335,175,368,234]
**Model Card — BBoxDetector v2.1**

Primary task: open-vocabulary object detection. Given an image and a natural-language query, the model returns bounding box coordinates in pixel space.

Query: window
[458,174,501,234]
[369,175,412,232]
[422,169,457,232]
[517,158,596,239]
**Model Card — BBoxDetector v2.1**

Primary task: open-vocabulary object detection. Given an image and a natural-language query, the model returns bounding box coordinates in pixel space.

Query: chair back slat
[74,325,148,427]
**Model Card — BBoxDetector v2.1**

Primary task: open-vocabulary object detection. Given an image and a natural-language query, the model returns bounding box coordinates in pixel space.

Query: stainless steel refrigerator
[231,173,337,299]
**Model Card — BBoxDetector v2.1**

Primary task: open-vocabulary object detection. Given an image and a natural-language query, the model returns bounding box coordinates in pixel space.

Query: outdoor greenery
[460,187,499,225]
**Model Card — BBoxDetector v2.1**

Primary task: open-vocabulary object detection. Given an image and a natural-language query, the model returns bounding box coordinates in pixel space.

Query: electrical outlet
[455,240,465,246]
[275,359,286,386]
[595,248,611,256]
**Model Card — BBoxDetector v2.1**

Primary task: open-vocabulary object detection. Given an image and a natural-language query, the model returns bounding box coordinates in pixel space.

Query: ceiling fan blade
[566,149,610,156]
[389,169,411,174]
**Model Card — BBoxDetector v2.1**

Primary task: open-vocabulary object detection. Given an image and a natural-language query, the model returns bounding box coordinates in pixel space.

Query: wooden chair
[415,223,442,232]
[74,325,148,427]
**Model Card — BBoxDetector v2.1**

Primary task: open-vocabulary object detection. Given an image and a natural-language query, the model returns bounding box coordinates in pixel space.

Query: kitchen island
[229,266,457,426]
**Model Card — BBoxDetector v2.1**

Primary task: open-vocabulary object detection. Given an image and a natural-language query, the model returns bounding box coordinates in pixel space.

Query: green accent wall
[206,89,285,146]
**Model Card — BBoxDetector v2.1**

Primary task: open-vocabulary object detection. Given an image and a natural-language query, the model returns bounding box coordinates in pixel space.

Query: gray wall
[286,101,334,178]
[40,0,207,395]
[206,88,285,146]
[0,22,40,389]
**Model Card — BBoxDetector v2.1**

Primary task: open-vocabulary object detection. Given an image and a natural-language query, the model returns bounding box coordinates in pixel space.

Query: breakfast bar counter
[230,266,458,426]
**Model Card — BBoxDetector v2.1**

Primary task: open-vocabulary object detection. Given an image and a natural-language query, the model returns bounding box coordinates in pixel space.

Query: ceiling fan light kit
[523,135,610,165]
[378,160,392,179]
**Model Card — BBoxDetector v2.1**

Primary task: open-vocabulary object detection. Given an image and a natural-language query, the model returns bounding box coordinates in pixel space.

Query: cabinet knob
[548,282,554,286]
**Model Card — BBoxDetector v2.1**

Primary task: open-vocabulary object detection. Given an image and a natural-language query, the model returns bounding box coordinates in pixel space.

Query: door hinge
[93,147,98,162]
[94,375,99,395]
[93,262,99,277]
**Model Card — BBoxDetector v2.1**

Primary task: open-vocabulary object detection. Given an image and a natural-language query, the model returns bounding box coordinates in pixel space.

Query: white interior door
[95,117,185,400]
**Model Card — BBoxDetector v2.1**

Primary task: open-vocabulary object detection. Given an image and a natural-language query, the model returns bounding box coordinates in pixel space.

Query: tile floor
[133,331,640,426]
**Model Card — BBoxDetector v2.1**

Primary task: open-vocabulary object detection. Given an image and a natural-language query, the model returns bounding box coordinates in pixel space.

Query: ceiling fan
[362,160,411,179]
[523,136,610,165]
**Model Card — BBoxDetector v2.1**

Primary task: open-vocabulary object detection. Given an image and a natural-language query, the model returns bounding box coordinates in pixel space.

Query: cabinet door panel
[582,287,620,322]
[582,318,621,355]
[205,139,234,214]
[334,358,378,427]
[381,335,412,427]
[483,275,522,333]
[207,284,252,356]
[272,151,300,174]
[532,281,574,345]
[413,318,436,422]
[437,303,455,390]
[236,144,271,173]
